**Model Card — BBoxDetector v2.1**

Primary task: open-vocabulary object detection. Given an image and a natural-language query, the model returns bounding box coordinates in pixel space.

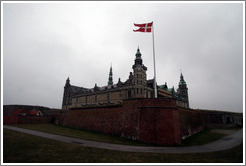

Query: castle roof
[179,73,187,85]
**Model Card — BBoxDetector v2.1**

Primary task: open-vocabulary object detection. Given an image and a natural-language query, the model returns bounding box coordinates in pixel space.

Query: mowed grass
[181,129,227,146]
[8,123,229,146]
[3,129,243,163]
[8,123,148,146]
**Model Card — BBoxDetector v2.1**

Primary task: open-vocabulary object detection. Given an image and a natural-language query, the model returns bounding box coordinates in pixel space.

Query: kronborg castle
[62,48,189,110]
[4,48,242,146]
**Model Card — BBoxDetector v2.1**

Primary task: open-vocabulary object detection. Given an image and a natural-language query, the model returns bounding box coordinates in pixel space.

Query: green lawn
[3,129,243,163]
[181,128,227,146]
[8,123,230,146]
[8,123,149,146]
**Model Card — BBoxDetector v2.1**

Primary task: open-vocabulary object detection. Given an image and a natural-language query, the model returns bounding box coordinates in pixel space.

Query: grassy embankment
[7,123,230,146]
[3,128,243,163]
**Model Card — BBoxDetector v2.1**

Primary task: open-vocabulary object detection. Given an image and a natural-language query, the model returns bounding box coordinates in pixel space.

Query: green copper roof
[179,73,186,85]
[159,82,168,90]
[167,87,174,92]
[108,65,113,85]
[135,47,142,57]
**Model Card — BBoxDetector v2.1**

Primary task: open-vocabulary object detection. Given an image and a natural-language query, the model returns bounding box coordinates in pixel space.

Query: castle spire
[179,72,186,85]
[65,77,70,87]
[178,72,189,108]
[108,64,113,85]
[134,47,143,66]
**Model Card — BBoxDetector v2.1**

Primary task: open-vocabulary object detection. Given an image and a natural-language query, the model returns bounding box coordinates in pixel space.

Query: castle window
[107,93,110,101]
[128,90,131,98]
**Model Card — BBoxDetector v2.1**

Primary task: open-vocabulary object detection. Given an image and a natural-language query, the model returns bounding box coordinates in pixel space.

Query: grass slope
[8,123,228,146]
[8,123,148,146]
[3,129,243,163]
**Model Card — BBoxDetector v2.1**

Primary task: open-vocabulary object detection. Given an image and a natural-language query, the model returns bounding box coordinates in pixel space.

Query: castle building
[62,48,189,110]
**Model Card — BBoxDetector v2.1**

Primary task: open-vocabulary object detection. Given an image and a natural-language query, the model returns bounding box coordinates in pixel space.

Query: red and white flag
[133,22,153,32]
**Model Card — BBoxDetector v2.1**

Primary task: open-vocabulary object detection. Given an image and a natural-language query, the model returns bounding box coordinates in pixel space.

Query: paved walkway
[3,125,243,154]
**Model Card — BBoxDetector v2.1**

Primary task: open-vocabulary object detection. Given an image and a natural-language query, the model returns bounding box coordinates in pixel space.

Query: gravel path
[3,125,243,154]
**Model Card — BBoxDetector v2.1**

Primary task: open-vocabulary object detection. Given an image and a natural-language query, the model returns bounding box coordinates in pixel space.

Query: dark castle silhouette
[62,48,189,109]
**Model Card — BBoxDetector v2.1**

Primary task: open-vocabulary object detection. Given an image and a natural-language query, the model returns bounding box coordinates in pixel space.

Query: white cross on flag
[133,22,153,32]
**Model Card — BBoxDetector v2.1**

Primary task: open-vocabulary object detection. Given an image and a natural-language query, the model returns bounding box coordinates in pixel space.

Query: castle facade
[62,48,189,110]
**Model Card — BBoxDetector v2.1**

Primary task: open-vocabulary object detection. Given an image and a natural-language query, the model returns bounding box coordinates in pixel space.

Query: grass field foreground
[7,123,230,146]
[3,129,243,163]
[8,123,149,146]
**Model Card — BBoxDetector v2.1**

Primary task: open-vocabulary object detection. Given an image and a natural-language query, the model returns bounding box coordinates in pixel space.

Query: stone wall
[198,109,243,127]
[59,98,183,145]
[179,108,204,139]
[3,105,55,124]
[3,116,19,124]
[3,105,50,116]
[6,102,237,145]
[3,115,52,124]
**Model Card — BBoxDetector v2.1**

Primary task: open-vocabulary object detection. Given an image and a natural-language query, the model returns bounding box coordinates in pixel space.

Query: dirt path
[3,125,243,154]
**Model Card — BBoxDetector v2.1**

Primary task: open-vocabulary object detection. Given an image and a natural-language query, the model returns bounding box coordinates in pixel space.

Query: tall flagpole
[152,22,157,98]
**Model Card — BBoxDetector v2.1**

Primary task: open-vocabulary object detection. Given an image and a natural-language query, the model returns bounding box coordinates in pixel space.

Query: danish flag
[133,22,153,32]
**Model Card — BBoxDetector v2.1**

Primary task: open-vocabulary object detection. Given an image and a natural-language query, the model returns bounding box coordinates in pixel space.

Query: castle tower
[62,77,71,109]
[132,47,147,98]
[108,64,113,85]
[178,73,189,108]
[65,77,70,87]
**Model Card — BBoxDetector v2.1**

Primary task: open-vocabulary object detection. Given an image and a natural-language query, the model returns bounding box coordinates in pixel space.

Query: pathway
[3,125,243,154]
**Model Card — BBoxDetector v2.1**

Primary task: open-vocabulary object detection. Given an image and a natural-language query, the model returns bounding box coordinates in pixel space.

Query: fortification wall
[3,115,52,124]
[3,100,206,145]
[198,109,243,127]
[3,116,19,124]
[179,108,204,139]
[59,98,182,145]
[3,105,50,114]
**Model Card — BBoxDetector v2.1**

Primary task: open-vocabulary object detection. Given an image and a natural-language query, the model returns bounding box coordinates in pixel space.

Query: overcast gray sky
[2,2,244,112]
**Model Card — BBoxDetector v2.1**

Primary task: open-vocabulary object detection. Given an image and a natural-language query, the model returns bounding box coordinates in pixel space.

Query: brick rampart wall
[3,115,52,124]
[3,105,50,116]
[3,116,19,124]
[179,108,204,139]
[18,116,52,124]
[3,100,206,145]
[60,98,182,145]
[198,109,243,127]
[138,106,180,145]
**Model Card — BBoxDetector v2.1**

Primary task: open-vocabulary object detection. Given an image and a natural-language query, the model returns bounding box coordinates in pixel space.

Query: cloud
[2,2,244,112]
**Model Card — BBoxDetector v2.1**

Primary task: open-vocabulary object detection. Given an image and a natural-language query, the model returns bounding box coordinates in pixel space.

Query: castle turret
[177,73,189,108]
[62,77,71,109]
[108,64,113,85]
[64,77,70,86]
[131,47,147,98]
[94,83,99,91]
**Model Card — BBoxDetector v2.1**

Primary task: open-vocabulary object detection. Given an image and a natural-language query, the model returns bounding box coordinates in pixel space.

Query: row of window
[72,92,120,104]
[134,79,146,85]
[68,88,152,106]
[135,73,146,78]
